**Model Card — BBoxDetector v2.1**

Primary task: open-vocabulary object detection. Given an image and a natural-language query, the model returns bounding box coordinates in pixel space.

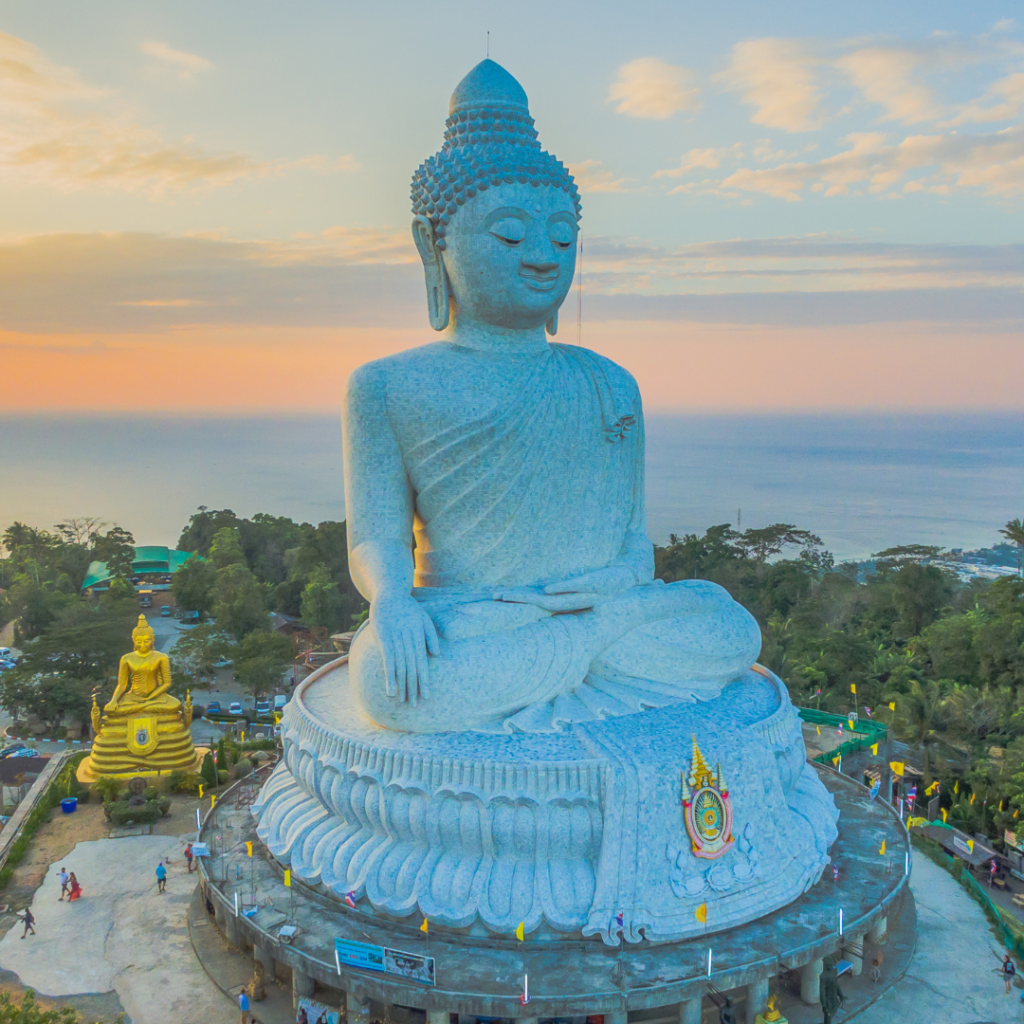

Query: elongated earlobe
[545,310,558,336]
[412,216,450,331]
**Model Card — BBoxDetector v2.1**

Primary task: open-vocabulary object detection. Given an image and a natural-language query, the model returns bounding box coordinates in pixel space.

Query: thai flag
[814,688,821,696]
[615,911,624,929]
[864,707,872,717]
[344,892,357,908]
[837,723,843,736]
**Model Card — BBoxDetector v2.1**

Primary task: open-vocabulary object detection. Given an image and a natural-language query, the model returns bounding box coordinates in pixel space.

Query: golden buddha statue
[77,615,205,782]
[755,994,787,1024]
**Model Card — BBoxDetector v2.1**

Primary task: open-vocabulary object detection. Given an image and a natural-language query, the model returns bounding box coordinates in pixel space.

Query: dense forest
[2,511,1024,841]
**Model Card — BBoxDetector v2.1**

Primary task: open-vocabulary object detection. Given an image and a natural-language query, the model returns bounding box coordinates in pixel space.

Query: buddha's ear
[545,310,558,336]
[412,216,450,332]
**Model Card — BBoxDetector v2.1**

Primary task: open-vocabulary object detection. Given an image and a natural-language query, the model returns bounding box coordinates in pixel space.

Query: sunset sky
[3,0,1023,413]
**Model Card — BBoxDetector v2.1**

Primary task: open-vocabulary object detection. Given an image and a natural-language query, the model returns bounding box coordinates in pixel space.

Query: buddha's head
[132,614,155,655]
[411,60,581,334]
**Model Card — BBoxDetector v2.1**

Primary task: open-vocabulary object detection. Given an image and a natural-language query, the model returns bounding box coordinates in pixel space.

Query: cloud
[607,58,701,119]
[568,159,631,192]
[718,39,823,132]
[837,47,940,124]
[140,40,214,80]
[0,31,353,195]
[654,147,739,179]
[946,71,1024,125]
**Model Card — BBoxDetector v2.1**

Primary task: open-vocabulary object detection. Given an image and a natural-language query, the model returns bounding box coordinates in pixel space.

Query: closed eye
[551,239,572,251]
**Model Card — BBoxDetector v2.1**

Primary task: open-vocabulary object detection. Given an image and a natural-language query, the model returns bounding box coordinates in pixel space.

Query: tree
[999,518,1024,578]
[209,527,247,569]
[234,630,292,701]
[736,525,824,566]
[0,989,124,1023]
[92,526,136,580]
[171,554,217,618]
[169,623,235,690]
[177,507,242,557]
[200,751,218,790]
[300,564,341,630]
[892,562,954,637]
[212,563,268,640]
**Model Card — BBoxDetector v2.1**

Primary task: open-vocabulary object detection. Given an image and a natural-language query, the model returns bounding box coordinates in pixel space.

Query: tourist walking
[19,908,35,938]
[155,861,167,893]
[184,843,194,873]
[1004,954,1016,994]
[870,949,883,982]
[67,873,82,901]
[238,988,251,1023]
[57,867,69,900]
[820,956,845,1024]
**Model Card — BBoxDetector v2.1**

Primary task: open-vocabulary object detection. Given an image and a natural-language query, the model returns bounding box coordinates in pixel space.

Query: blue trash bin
[60,797,77,814]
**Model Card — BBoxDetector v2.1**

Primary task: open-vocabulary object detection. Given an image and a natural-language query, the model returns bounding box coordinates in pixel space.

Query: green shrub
[200,752,217,790]
[240,738,277,752]
[108,800,162,827]
[234,758,254,779]
[142,786,159,802]
[90,776,122,803]
[158,796,171,816]
[167,770,202,794]
[217,769,228,784]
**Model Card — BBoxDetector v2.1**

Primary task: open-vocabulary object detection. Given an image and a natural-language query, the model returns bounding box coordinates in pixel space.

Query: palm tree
[1000,518,1024,578]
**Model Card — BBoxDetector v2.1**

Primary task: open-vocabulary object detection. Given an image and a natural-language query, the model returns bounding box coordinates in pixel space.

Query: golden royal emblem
[681,735,735,860]
[126,716,160,758]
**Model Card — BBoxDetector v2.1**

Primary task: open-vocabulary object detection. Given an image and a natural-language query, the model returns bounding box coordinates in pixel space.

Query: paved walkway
[0,834,241,1023]
[859,854,1022,1024]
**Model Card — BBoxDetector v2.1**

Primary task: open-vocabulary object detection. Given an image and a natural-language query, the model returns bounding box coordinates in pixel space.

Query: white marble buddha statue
[344,60,761,734]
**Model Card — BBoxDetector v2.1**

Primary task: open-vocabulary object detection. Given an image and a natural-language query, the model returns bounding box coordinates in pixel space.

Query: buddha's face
[134,633,154,655]
[437,183,578,330]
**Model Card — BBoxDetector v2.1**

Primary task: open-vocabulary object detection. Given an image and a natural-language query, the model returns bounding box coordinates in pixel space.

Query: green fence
[797,707,888,764]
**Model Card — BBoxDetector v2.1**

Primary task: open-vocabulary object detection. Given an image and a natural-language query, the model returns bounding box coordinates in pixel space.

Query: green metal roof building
[81,546,201,591]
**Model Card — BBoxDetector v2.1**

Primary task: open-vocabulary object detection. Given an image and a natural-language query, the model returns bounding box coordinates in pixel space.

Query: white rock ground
[0,834,234,1023]
[0,835,1021,1023]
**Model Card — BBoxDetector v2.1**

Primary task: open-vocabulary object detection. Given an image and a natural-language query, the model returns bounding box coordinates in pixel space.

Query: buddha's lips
[519,272,558,291]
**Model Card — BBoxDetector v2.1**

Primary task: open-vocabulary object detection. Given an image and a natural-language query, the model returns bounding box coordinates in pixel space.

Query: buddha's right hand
[369,593,440,706]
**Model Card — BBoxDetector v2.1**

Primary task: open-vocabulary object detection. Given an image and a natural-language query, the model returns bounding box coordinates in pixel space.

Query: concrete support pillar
[426,1012,448,1024]
[292,968,315,1009]
[254,943,276,977]
[605,1012,627,1024]
[679,996,702,1024]
[223,913,241,948]
[847,933,865,976]
[868,915,888,944]
[800,959,823,1005]
[745,977,769,1024]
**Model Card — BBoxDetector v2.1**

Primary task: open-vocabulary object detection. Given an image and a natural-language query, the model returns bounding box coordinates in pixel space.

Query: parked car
[255,700,271,715]
[138,595,152,608]
[207,701,221,714]
[9,748,40,758]
[0,660,17,672]
[0,648,11,659]
[213,656,233,668]
[0,744,29,759]
[229,702,243,715]
[160,605,172,617]
[273,694,288,711]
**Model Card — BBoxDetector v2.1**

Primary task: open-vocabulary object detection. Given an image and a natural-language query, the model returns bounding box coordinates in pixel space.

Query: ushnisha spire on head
[411,59,582,250]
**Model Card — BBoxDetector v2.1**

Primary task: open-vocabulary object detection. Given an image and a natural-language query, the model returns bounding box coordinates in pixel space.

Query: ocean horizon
[2,412,1022,563]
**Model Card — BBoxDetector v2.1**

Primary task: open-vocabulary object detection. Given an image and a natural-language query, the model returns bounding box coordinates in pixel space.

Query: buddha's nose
[520,249,559,276]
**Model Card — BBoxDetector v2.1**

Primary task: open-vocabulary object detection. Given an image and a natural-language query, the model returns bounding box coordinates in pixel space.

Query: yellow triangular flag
[879,840,886,855]
[890,762,904,776]
[954,780,959,794]
[515,922,525,941]
[246,841,253,857]
[871,743,878,756]
[1015,808,1019,820]
[284,869,291,887]
[848,719,855,730]
[420,917,428,934]
[211,795,216,808]
[1000,800,1004,812]
[241,732,245,742]
[832,756,840,766]
[889,702,896,711]
[198,784,203,799]
[970,792,975,805]
[968,839,975,852]
[816,726,821,735]
[695,903,707,924]
[850,684,857,694]
[941,807,948,822]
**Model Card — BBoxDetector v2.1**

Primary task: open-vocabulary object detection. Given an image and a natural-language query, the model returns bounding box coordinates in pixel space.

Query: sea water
[1,414,1022,562]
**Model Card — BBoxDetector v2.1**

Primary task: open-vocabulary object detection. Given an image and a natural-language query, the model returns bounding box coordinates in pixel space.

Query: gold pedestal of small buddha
[77,614,205,783]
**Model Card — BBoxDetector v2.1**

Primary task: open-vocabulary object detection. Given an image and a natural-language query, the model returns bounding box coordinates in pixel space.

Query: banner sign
[1006,830,1021,851]
[334,939,384,973]
[333,939,435,986]
[297,997,340,1024]
[953,835,973,858]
